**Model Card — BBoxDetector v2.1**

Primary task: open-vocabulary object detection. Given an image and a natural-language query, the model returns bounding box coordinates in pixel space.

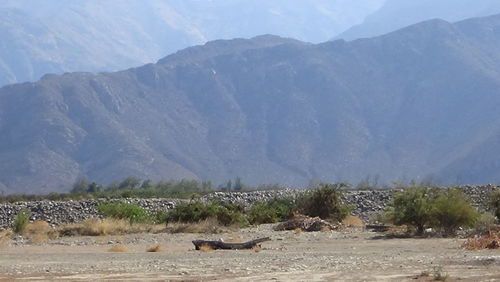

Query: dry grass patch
[166,218,228,234]
[342,216,365,228]
[320,225,331,232]
[146,244,163,252]
[58,218,163,236]
[108,244,129,252]
[293,227,303,234]
[23,221,58,243]
[463,231,500,250]
[199,244,213,252]
[252,245,262,253]
[0,230,12,248]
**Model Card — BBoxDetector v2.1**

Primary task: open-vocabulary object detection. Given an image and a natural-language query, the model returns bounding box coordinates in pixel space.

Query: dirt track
[1,225,499,281]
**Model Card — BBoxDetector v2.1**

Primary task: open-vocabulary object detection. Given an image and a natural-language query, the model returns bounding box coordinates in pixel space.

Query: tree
[87,182,103,193]
[387,188,480,235]
[140,179,153,189]
[386,187,434,235]
[297,183,351,222]
[71,178,90,193]
[118,177,141,190]
[233,177,243,191]
[201,181,212,192]
[430,189,479,235]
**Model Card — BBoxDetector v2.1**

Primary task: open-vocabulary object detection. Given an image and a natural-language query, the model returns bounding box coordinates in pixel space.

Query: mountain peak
[157,35,306,66]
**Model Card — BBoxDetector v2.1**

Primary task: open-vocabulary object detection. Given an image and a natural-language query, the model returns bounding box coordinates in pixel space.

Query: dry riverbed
[0,224,499,281]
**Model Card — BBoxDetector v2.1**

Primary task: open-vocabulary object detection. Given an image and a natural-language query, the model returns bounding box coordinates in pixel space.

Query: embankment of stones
[0,185,498,229]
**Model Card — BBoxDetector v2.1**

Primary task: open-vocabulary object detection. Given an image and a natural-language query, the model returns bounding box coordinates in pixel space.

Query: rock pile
[0,198,179,229]
[201,189,303,205]
[342,190,393,221]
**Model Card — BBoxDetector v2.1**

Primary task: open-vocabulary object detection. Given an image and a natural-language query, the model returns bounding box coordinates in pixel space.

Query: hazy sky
[3,0,500,86]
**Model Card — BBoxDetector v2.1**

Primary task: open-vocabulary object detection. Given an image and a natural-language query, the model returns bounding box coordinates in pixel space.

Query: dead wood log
[192,237,271,250]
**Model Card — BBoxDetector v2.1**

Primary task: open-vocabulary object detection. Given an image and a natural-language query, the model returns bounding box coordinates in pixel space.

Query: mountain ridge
[2,14,500,193]
[0,0,384,87]
[337,0,500,41]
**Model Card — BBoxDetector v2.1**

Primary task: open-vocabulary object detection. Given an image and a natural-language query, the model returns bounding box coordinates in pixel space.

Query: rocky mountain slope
[2,14,500,193]
[0,0,383,87]
[338,0,500,40]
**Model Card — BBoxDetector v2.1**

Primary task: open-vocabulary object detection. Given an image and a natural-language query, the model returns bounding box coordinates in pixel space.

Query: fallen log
[192,237,271,250]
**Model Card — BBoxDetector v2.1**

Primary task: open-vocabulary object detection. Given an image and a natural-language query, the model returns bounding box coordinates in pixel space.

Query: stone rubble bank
[0,185,497,229]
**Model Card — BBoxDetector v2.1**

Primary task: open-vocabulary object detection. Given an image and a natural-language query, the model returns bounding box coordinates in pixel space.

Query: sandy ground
[0,225,499,281]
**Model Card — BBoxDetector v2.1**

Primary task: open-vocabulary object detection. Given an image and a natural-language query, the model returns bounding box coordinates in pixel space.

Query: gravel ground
[1,224,499,281]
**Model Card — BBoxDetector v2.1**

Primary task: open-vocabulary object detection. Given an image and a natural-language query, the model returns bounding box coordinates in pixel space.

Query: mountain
[3,14,500,194]
[338,0,500,40]
[0,0,384,87]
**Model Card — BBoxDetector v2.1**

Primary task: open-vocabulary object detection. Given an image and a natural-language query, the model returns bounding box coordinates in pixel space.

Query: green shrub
[430,189,479,235]
[165,202,217,223]
[97,202,149,223]
[215,205,249,227]
[487,190,500,221]
[165,201,248,227]
[474,213,497,234]
[248,197,296,225]
[13,210,31,234]
[386,188,480,235]
[297,183,351,222]
[386,187,435,235]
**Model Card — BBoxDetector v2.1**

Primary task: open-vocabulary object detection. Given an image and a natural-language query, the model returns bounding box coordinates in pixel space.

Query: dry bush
[432,266,449,281]
[146,244,163,252]
[342,216,365,228]
[165,218,228,234]
[23,221,58,243]
[199,244,213,252]
[108,244,129,252]
[293,227,303,234]
[58,218,163,236]
[463,231,500,250]
[415,266,449,281]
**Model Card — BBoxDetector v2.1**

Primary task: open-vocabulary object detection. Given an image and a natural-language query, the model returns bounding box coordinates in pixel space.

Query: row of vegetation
[9,184,500,239]
[92,183,350,227]
[10,184,349,234]
[0,174,458,203]
[0,177,288,203]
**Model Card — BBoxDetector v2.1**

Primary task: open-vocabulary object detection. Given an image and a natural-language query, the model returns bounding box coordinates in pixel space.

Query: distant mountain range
[2,13,500,194]
[338,0,500,40]
[0,0,384,87]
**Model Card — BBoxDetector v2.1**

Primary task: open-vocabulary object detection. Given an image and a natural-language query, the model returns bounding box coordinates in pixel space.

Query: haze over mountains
[338,0,500,40]
[5,0,500,88]
[0,0,384,87]
[2,13,500,193]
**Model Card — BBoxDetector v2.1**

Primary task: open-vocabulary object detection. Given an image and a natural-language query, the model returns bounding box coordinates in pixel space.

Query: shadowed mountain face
[0,0,384,87]
[338,0,500,40]
[2,14,500,193]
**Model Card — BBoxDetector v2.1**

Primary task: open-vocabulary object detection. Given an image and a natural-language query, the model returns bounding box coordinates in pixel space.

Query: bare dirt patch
[0,224,499,281]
